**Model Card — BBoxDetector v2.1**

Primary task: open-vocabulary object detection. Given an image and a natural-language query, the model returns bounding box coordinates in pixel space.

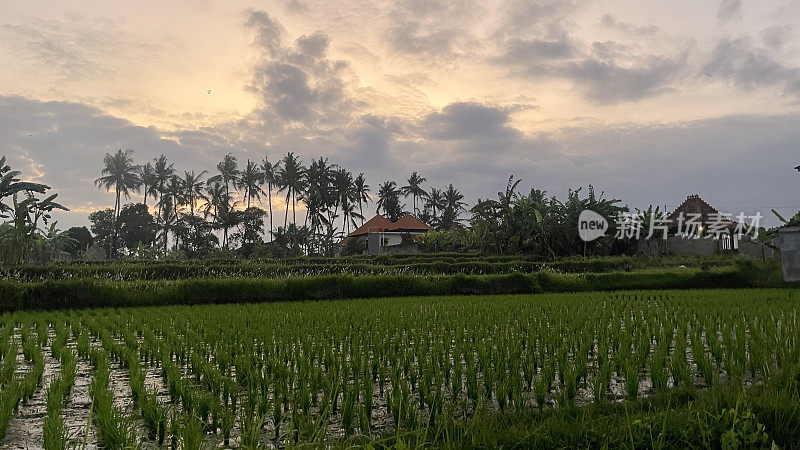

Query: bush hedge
[0,255,744,281]
[0,260,790,312]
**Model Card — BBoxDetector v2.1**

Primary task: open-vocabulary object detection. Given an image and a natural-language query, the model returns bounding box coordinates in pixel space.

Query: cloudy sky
[2,0,800,229]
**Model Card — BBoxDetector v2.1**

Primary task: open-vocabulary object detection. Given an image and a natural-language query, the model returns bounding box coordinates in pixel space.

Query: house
[639,194,775,258]
[340,214,431,255]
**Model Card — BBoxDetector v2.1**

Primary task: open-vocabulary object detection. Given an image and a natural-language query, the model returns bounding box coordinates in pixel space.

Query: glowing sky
[2,0,800,228]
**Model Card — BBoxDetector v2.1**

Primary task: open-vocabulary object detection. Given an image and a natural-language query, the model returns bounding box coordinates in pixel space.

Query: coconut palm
[163,175,185,250]
[276,152,306,227]
[153,155,175,220]
[95,149,141,255]
[426,187,445,225]
[401,171,428,215]
[353,173,370,225]
[332,167,354,227]
[304,157,335,236]
[439,183,465,229]
[182,170,208,217]
[214,198,242,249]
[237,159,263,209]
[203,180,226,223]
[210,153,239,200]
[260,156,279,240]
[139,162,158,207]
[377,180,404,221]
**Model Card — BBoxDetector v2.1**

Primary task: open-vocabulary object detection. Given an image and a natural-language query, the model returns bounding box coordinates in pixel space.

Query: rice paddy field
[1,288,800,448]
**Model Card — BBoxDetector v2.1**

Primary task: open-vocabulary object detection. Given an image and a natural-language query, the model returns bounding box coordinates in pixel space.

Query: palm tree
[163,175,184,250]
[304,157,335,236]
[332,167,354,228]
[153,154,175,221]
[203,180,226,222]
[182,170,208,217]
[238,159,263,209]
[211,153,239,200]
[440,183,465,229]
[340,199,363,235]
[95,149,141,255]
[214,197,241,249]
[276,152,306,227]
[260,156,279,241]
[139,162,158,207]
[401,171,428,215]
[353,173,370,225]
[377,180,404,221]
[426,187,445,225]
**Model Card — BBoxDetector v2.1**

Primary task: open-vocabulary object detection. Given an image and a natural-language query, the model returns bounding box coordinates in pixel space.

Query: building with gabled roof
[339,214,431,254]
[666,194,737,232]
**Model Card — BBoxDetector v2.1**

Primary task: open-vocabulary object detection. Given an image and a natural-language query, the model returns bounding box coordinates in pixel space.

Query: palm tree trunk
[268,183,274,241]
[284,192,290,228]
[292,191,296,225]
[113,186,121,257]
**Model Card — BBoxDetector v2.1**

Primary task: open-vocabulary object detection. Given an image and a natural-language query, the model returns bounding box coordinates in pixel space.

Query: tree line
[0,149,638,262]
[88,149,469,258]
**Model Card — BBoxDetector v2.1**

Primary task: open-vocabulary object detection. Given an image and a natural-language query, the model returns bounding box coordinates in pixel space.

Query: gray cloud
[717,0,742,22]
[760,24,793,49]
[380,0,479,61]
[704,36,800,98]
[421,102,520,141]
[2,95,799,230]
[600,15,660,36]
[563,54,684,103]
[245,10,360,130]
[496,36,687,104]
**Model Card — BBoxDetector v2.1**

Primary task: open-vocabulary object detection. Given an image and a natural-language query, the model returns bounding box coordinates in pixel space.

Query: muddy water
[62,356,98,450]
[1,340,59,449]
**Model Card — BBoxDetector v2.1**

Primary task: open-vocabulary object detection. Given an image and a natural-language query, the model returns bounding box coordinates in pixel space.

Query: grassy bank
[0,260,789,311]
[0,254,748,281]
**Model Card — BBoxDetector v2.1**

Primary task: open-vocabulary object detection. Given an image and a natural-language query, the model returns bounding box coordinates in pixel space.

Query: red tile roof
[346,214,431,238]
[347,214,394,237]
[389,214,432,232]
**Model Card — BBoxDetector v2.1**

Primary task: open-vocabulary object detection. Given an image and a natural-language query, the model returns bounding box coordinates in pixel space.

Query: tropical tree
[41,222,77,260]
[153,154,175,221]
[401,171,428,215]
[276,152,306,227]
[139,162,158,207]
[88,209,115,257]
[95,149,141,255]
[304,157,335,234]
[204,180,225,222]
[260,155,279,240]
[182,170,208,217]
[118,203,157,251]
[332,168,355,230]
[237,159,263,209]
[425,187,445,226]
[64,226,93,256]
[163,175,185,250]
[353,173,370,225]
[439,183,465,229]
[210,153,239,200]
[212,196,241,249]
[0,156,49,218]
